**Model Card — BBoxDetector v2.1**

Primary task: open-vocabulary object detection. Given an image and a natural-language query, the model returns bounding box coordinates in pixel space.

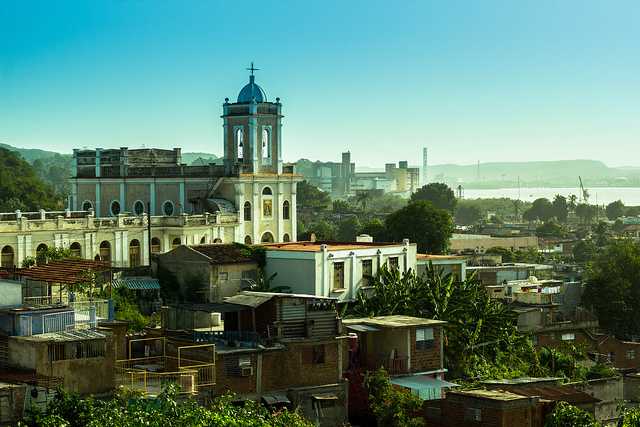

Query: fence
[42,311,75,334]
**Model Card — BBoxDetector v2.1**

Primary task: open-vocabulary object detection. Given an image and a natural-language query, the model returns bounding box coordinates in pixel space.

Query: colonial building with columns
[70,68,301,246]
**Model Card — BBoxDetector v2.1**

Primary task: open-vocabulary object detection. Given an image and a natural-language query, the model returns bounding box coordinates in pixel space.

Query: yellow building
[70,67,301,246]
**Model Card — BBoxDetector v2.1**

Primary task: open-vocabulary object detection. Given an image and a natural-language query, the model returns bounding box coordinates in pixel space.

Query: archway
[283,233,291,243]
[261,232,275,243]
[1,246,14,268]
[99,241,111,262]
[244,236,252,245]
[129,239,141,267]
[69,242,82,258]
[151,237,161,254]
[171,238,181,249]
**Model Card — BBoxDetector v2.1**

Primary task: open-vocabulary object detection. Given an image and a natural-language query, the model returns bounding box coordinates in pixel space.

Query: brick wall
[262,340,340,391]
[410,326,443,372]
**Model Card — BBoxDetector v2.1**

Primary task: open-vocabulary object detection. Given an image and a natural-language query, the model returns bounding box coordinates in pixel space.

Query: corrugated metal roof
[112,277,160,290]
[346,324,380,332]
[342,315,446,329]
[225,293,274,308]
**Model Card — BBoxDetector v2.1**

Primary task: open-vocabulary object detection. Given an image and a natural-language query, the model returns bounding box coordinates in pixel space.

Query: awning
[390,375,459,401]
[112,277,160,290]
[346,324,381,332]
[261,394,291,405]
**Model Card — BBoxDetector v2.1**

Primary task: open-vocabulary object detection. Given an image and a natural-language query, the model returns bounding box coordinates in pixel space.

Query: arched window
[171,237,181,249]
[200,236,207,244]
[129,239,141,267]
[262,127,271,160]
[244,236,252,245]
[283,200,290,220]
[163,201,174,216]
[283,233,291,243]
[110,200,121,216]
[69,242,81,258]
[82,200,93,211]
[236,128,244,160]
[99,241,111,262]
[262,187,273,218]
[1,246,14,268]
[151,237,161,253]
[244,201,252,221]
[261,232,275,243]
[36,243,48,254]
[213,238,222,243]
[133,200,145,216]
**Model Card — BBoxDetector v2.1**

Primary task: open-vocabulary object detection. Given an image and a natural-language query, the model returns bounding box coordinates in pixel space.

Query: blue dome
[237,75,267,103]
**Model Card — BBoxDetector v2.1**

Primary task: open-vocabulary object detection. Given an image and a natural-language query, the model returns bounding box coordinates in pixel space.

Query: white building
[263,240,417,302]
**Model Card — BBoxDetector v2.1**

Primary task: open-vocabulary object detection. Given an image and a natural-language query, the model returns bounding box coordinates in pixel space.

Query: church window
[283,200,290,220]
[262,127,272,160]
[1,246,15,268]
[171,237,181,249]
[283,233,291,242]
[129,239,141,267]
[99,241,111,262]
[151,237,161,253]
[133,200,145,216]
[244,235,252,244]
[236,128,244,160]
[262,187,273,218]
[163,201,174,216]
[82,200,93,211]
[244,201,252,221]
[110,200,121,216]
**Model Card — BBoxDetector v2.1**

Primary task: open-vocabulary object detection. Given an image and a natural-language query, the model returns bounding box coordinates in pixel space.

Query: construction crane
[578,176,590,204]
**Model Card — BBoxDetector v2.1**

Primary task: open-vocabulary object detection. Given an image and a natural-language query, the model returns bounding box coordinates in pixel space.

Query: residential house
[416,254,466,281]
[155,244,258,303]
[263,240,418,302]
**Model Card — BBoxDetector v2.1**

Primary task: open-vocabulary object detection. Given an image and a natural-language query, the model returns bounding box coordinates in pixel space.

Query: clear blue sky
[1,1,639,167]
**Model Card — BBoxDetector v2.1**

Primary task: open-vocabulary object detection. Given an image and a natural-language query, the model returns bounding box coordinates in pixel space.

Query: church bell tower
[222,63,283,175]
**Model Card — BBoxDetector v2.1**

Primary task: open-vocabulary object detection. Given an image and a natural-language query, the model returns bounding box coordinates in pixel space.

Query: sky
[1,1,639,168]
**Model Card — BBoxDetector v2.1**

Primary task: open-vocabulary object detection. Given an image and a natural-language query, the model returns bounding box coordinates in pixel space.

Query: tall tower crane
[579,176,590,204]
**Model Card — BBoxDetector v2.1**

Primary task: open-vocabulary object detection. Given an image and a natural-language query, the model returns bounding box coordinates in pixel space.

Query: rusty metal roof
[17,259,111,284]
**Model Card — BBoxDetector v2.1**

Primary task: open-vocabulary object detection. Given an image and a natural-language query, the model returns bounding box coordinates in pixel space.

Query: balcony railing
[368,355,410,375]
[193,330,263,349]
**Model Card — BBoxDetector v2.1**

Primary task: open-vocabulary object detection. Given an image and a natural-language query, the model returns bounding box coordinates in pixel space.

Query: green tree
[523,198,554,222]
[575,203,596,224]
[454,203,483,226]
[552,195,569,222]
[572,240,597,263]
[365,368,424,427]
[359,218,387,242]
[605,200,625,220]
[536,221,567,238]
[296,180,331,211]
[385,201,453,254]
[544,401,600,427]
[582,240,640,339]
[410,182,457,213]
[336,216,361,241]
[332,199,353,214]
[304,220,337,241]
[0,148,62,211]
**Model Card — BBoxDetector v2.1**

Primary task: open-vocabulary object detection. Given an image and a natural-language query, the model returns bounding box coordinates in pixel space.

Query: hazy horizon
[2,1,639,167]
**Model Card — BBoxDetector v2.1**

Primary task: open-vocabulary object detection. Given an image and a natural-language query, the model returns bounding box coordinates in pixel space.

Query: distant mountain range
[2,143,638,189]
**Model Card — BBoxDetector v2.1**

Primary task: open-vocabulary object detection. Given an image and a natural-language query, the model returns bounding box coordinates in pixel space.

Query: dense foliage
[0,148,62,212]
[410,182,457,213]
[385,201,453,253]
[544,401,600,427]
[605,200,625,220]
[364,369,424,427]
[582,240,640,339]
[21,386,312,427]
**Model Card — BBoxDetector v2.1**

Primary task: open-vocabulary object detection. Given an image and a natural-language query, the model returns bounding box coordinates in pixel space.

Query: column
[277,119,283,174]
[249,113,258,172]
[234,184,245,243]
[179,182,185,214]
[290,187,297,242]
[119,183,126,214]
[252,184,260,244]
[16,236,25,267]
[24,235,32,260]
[95,183,101,218]
[149,182,156,216]
[114,232,122,267]
[275,183,282,241]
[142,229,149,266]
[121,230,128,267]
[71,182,78,211]
[350,251,357,300]
[84,233,92,259]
